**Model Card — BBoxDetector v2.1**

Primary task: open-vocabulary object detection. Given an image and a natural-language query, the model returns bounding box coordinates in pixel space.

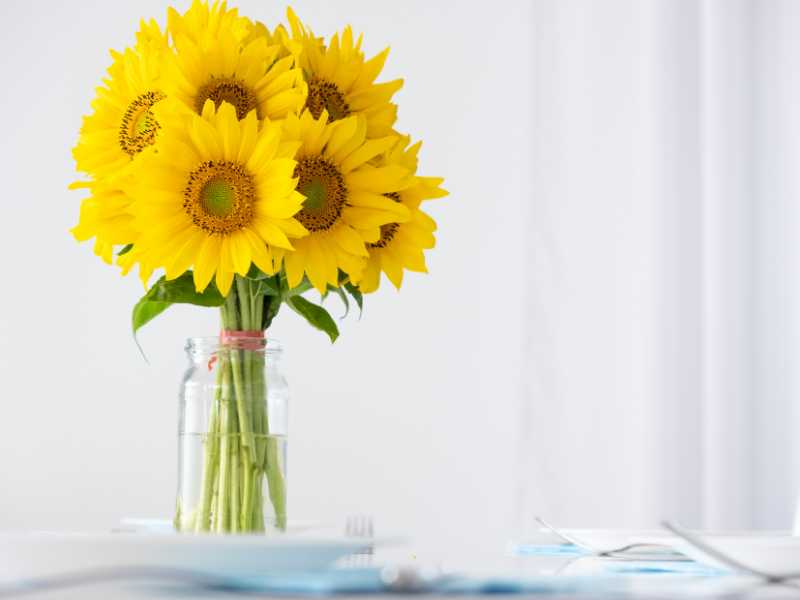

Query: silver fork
[535,516,686,561]
[343,514,375,567]
[662,521,800,584]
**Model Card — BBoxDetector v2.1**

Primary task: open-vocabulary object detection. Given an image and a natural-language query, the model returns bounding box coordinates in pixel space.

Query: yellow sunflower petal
[252,218,295,250]
[216,264,235,296]
[333,225,369,257]
[216,102,242,162]
[325,116,361,158]
[284,244,306,288]
[193,235,221,292]
[229,231,253,275]
[339,136,397,174]
[165,231,205,280]
[189,111,223,159]
[358,255,382,293]
[379,247,404,289]
[345,165,411,193]
[243,228,275,275]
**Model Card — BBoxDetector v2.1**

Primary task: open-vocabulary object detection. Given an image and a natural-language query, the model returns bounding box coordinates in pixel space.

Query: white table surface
[3,537,800,599]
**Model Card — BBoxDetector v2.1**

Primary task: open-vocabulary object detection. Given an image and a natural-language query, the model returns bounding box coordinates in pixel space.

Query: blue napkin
[603,561,726,577]
[510,543,589,557]
[204,568,616,596]
[212,568,385,595]
[155,545,725,596]
[509,544,725,577]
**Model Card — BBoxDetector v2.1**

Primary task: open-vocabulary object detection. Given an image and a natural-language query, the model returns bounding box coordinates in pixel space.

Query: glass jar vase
[176,336,288,534]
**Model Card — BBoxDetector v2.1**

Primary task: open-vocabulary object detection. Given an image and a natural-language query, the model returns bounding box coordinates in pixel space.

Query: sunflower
[273,110,412,293]
[286,8,403,138]
[355,137,447,293]
[164,7,306,123]
[70,180,138,265]
[116,246,156,288]
[244,20,300,60]
[136,17,170,53]
[122,100,308,296]
[167,0,252,46]
[72,23,168,181]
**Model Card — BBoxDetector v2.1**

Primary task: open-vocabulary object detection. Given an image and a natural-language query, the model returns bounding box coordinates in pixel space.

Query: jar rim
[185,336,282,354]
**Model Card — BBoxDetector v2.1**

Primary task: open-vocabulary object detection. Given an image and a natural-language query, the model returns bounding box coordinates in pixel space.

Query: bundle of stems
[188,275,286,533]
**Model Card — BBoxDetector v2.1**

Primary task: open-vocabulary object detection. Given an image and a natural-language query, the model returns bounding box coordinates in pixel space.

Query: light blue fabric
[207,568,617,596]
[213,568,385,595]
[431,575,613,595]
[510,544,726,576]
[158,545,727,596]
[603,561,727,577]
[510,543,590,557]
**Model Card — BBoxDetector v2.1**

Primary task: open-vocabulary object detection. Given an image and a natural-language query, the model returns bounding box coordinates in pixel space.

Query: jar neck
[185,336,283,363]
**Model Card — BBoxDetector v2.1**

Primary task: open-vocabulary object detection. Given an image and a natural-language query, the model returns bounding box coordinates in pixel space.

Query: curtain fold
[523,0,799,531]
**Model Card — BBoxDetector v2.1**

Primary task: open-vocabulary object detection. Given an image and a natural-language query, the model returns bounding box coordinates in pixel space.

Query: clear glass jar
[176,336,288,534]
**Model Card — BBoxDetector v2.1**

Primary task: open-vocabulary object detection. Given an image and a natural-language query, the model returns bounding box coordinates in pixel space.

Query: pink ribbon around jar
[207,330,265,371]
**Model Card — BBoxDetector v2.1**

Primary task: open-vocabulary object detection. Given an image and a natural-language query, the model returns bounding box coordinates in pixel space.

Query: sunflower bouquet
[71,1,446,534]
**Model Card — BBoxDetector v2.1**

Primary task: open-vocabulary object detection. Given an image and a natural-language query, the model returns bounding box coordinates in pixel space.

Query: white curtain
[521,0,800,531]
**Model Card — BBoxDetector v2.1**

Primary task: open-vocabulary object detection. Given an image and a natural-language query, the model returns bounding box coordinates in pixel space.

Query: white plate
[0,532,373,581]
[669,534,800,574]
[115,518,322,535]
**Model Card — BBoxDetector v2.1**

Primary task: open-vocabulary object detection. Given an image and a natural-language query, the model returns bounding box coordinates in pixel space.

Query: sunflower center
[201,179,235,217]
[183,160,256,234]
[293,157,348,232]
[119,90,165,156]
[306,78,351,121]
[195,77,258,119]
[369,193,401,249]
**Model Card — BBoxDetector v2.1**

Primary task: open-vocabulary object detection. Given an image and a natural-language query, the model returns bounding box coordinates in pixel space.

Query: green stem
[210,472,219,530]
[253,472,264,533]
[226,284,257,466]
[236,277,252,333]
[230,436,240,533]
[244,279,263,531]
[216,362,232,533]
[186,275,288,534]
[265,436,286,529]
[229,355,256,462]
[241,454,252,531]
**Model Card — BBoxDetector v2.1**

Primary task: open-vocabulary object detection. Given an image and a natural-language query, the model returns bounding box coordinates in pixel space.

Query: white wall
[523,0,800,532]
[753,0,800,530]
[523,0,665,529]
[0,0,531,553]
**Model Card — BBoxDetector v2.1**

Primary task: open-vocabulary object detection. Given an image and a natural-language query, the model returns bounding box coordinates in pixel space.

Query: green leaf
[245,266,281,294]
[263,294,281,330]
[331,286,350,319]
[344,282,364,316]
[287,295,339,343]
[283,277,313,298]
[117,243,133,256]
[246,264,265,279]
[251,275,281,296]
[132,272,225,335]
[132,298,170,332]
